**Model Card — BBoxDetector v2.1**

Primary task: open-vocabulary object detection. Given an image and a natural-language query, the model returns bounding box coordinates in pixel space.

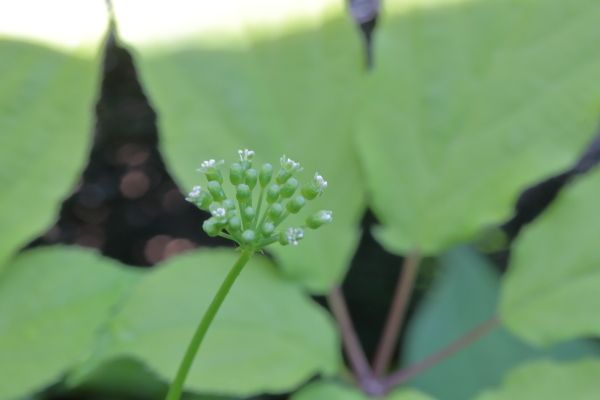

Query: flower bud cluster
[186,150,333,250]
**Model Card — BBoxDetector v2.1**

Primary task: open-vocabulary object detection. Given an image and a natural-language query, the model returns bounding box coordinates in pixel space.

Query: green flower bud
[245,168,258,189]
[301,186,318,200]
[306,210,333,229]
[242,229,256,244]
[196,151,331,250]
[206,170,223,183]
[266,184,280,204]
[226,209,237,219]
[229,163,244,185]
[228,216,242,232]
[243,206,256,223]
[186,186,212,210]
[197,159,224,183]
[259,163,273,187]
[276,169,292,184]
[261,222,275,236]
[202,218,220,237]
[207,181,226,201]
[222,199,236,210]
[279,227,304,246]
[268,203,284,220]
[280,177,299,198]
[286,195,306,214]
[236,184,251,202]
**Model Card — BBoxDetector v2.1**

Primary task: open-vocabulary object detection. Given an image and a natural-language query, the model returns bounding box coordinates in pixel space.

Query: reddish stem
[327,287,385,395]
[372,250,421,376]
[383,316,500,391]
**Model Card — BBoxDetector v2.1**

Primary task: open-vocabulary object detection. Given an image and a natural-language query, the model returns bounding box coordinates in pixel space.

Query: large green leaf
[103,249,339,396]
[0,1,107,268]
[474,359,600,400]
[357,0,600,254]
[500,168,600,345]
[0,247,139,400]
[292,381,433,400]
[111,0,364,292]
[70,357,233,400]
[403,247,598,400]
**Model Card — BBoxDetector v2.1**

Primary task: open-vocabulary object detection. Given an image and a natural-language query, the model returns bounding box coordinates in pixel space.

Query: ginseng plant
[165,149,333,400]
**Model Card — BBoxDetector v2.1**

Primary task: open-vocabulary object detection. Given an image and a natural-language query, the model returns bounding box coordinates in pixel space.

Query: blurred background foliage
[1,0,600,399]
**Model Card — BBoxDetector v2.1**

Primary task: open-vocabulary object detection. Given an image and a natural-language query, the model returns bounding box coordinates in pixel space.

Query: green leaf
[357,0,600,254]
[0,1,107,268]
[292,381,433,400]
[474,359,600,400]
[71,357,232,400]
[111,0,365,292]
[103,249,339,396]
[0,247,139,400]
[500,168,600,345]
[403,247,598,400]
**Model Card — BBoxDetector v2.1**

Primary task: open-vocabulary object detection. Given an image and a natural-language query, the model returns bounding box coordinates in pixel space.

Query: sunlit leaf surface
[0,0,107,268]
[474,360,600,400]
[105,249,339,396]
[112,0,365,292]
[501,168,600,345]
[0,247,139,400]
[357,0,600,254]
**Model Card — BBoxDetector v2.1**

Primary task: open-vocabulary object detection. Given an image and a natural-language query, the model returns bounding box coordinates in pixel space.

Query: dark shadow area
[503,129,600,240]
[341,209,436,365]
[30,33,231,268]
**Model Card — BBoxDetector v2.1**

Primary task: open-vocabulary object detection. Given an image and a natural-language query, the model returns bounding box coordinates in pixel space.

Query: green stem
[256,203,272,231]
[253,187,265,230]
[273,210,289,228]
[165,248,254,400]
[218,232,235,242]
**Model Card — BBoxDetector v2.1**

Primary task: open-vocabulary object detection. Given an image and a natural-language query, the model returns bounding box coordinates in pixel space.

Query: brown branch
[372,250,421,376]
[383,316,500,392]
[327,287,385,396]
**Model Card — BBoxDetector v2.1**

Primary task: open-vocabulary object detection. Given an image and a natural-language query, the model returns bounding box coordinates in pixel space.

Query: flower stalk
[165,150,333,400]
[164,248,254,400]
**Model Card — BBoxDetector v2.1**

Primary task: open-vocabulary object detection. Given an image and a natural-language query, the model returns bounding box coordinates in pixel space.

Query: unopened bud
[207,181,226,201]
[286,195,305,214]
[243,206,255,222]
[259,163,273,187]
[276,169,291,184]
[266,184,280,204]
[202,218,220,237]
[228,216,242,232]
[280,177,299,198]
[230,163,244,185]
[236,184,251,202]
[268,203,284,220]
[245,168,258,189]
[222,199,236,210]
[261,222,275,236]
[242,229,256,244]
